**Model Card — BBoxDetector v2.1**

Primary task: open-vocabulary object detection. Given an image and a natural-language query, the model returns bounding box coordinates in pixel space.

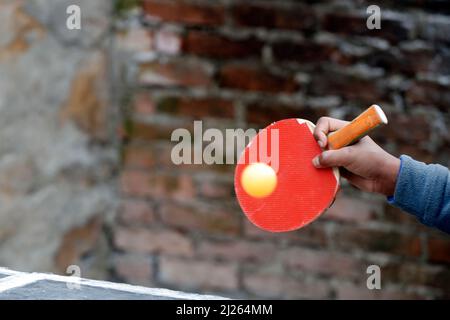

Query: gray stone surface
[0,280,176,300]
[0,268,227,300]
[24,0,111,48]
[0,0,116,277]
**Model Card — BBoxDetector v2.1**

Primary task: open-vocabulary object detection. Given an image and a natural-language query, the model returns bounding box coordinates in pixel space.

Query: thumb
[312,148,353,168]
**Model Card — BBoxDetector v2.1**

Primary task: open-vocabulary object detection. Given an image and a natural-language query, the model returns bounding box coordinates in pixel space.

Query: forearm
[388,155,450,233]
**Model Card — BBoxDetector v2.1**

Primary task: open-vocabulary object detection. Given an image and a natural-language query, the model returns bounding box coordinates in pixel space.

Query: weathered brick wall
[113,0,450,299]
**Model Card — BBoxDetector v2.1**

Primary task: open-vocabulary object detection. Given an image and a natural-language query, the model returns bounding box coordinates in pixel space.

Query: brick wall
[114,0,450,299]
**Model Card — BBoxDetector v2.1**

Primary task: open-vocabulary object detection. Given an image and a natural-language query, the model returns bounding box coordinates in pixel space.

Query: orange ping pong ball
[241,163,277,198]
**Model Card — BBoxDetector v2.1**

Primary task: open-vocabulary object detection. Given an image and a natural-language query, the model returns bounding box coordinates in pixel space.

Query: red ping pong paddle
[235,105,388,232]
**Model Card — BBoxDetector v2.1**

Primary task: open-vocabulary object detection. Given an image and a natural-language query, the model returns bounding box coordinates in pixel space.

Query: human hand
[312,117,401,196]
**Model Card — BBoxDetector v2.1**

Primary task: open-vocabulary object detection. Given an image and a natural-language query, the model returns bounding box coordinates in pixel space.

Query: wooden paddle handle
[327,105,388,150]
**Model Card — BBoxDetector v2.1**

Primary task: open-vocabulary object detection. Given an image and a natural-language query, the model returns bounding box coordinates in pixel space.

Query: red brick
[120,170,151,197]
[365,47,436,77]
[382,113,431,146]
[143,0,225,26]
[281,247,363,278]
[272,40,336,63]
[122,145,155,169]
[246,101,326,127]
[324,194,377,223]
[231,3,316,31]
[120,170,194,200]
[197,178,233,200]
[174,174,195,200]
[127,121,162,141]
[395,145,437,166]
[114,227,194,257]
[403,47,440,75]
[149,145,234,174]
[336,283,381,300]
[364,50,404,74]
[332,226,422,257]
[160,202,240,235]
[139,60,213,87]
[243,219,328,248]
[168,161,234,176]
[243,272,330,299]
[195,162,236,175]
[383,204,423,226]
[113,253,153,285]
[156,96,234,119]
[119,200,155,226]
[284,278,331,299]
[159,256,238,291]
[219,64,299,93]
[285,224,329,248]
[151,143,177,168]
[310,70,385,103]
[285,281,330,299]
[335,282,425,299]
[197,240,276,263]
[132,92,155,115]
[322,12,412,44]
[182,31,263,59]
[243,219,284,240]
[243,272,284,298]
[126,120,193,142]
[382,263,450,288]
[428,236,450,264]
[405,80,450,111]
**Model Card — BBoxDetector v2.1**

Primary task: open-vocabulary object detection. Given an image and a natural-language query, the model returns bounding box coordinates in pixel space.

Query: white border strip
[0,267,21,276]
[0,273,45,293]
[0,269,228,300]
[41,273,228,300]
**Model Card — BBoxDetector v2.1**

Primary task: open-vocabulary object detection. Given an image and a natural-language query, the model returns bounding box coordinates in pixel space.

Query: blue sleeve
[388,155,450,234]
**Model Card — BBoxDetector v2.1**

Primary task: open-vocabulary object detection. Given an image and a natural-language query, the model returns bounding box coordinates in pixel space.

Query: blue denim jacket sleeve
[388,155,450,234]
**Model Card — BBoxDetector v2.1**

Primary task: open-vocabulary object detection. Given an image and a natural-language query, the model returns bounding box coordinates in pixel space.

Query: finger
[313,117,349,148]
[315,131,327,149]
[312,147,354,168]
